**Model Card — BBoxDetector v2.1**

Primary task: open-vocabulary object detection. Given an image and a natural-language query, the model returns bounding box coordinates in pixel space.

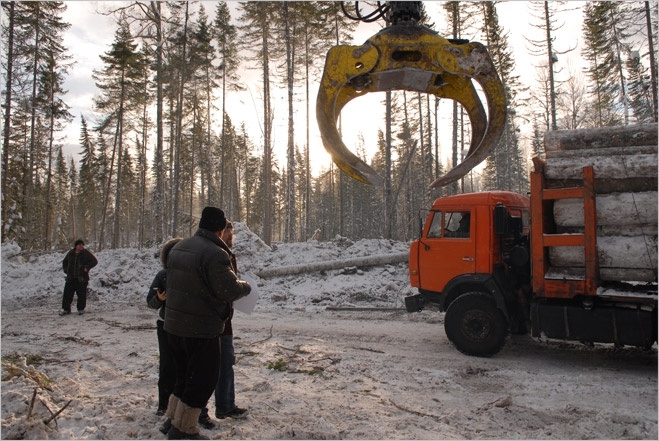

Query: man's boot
[159,394,180,434]
[167,401,209,440]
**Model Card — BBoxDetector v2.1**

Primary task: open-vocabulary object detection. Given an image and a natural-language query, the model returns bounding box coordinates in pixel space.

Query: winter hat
[199,206,227,231]
[74,239,85,247]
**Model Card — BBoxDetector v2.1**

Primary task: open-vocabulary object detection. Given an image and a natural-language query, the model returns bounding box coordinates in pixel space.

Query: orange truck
[405,137,658,356]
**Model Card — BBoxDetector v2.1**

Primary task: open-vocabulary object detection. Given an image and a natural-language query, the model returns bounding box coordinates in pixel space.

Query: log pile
[541,123,658,283]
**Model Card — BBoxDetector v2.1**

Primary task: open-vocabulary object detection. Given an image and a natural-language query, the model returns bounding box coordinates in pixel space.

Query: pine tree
[237,2,280,244]
[241,122,264,232]
[2,1,19,238]
[185,5,215,231]
[92,16,147,249]
[442,1,480,195]
[582,2,626,127]
[213,2,241,214]
[117,145,139,246]
[53,146,70,249]
[479,2,528,192]
[530,118,545,159]
[112,1,172,243]
[77,116,99,245]
[2,1,72,249]
[67,156,78,242]
[167,2,191,237]
[219,115,241,222]
[41,48,74,250]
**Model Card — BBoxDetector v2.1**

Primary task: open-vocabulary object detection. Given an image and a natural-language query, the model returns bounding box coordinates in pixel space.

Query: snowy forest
[1,1,657,252]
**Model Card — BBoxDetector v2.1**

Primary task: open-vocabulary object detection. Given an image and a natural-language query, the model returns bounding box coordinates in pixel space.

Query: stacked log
[256,252,409,278]
[541,123,658,283]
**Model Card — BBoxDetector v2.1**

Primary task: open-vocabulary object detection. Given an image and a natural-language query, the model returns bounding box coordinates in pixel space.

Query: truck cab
[406,191,531,356]
[406,164,657,357]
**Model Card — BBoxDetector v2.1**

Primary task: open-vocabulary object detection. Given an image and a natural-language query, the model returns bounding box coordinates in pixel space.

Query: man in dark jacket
[163,207,251,440]
[60,239,98,316]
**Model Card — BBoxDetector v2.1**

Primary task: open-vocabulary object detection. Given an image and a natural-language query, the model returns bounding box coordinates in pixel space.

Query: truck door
[419,210,476,292]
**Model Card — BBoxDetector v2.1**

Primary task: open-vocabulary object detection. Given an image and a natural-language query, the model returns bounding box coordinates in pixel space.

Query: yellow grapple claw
[316,21,507,188]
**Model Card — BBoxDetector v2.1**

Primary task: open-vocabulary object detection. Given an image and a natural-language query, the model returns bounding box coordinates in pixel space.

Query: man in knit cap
[162,207,251,440]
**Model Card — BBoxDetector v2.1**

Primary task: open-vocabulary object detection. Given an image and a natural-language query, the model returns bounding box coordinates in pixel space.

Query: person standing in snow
[60,239,98,316]
[149,237,217,433]
[212,220,249,420]
[162,207,251,440]
[146,237,182,417]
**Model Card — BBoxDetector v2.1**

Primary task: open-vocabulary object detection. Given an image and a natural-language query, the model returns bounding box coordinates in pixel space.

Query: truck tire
[444,292,508,357]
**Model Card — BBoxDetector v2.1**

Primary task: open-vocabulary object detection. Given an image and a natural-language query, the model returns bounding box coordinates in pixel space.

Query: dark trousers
[156,320,177,411]
[62,278,88,312]
[214,335,236,414]
[168,333,221,409]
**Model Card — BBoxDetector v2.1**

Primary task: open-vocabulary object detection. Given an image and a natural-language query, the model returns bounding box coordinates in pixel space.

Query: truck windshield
[427,211,443,238]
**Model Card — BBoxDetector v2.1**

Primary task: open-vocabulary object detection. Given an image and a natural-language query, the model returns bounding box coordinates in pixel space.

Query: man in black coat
[60,239,98,316]
[163,207,251,440]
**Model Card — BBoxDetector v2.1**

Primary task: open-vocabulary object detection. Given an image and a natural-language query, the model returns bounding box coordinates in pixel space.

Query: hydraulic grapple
[316,1,507,188]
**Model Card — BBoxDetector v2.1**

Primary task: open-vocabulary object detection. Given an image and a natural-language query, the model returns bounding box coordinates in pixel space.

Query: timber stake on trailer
[530,158,599,299]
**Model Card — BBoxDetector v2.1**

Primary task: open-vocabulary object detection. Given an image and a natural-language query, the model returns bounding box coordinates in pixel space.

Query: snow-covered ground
[1,223,657,439]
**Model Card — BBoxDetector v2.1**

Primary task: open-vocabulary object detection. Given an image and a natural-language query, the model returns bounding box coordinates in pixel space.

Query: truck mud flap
[405,294,424,313]
[531,302,657,348]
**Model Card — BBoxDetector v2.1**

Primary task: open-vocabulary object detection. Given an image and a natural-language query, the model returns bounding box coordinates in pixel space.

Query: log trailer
[405,124,658,356]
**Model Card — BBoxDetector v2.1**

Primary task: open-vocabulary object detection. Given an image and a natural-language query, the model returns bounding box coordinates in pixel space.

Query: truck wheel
[444,292,508,357]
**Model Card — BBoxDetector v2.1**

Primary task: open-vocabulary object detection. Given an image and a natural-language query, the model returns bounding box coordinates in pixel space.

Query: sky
[57,1,588,177]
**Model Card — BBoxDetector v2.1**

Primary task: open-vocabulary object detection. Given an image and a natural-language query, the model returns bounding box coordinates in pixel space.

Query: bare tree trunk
[645,1,658,122]
[385,91,392,239]
[544,1,558,130]
[27,7,42,233]
[189,133,195,238]
[2,2,15,240]
[284,2,295,242]
[304,29,311,241]
[151,1,166,243]
[98,123,120,252]
[44,59,58,250]
[262,24,273,245]
[70,180,77,241]
[172,3,189,237]
[112,83,126,249]
[139,75,149,249]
